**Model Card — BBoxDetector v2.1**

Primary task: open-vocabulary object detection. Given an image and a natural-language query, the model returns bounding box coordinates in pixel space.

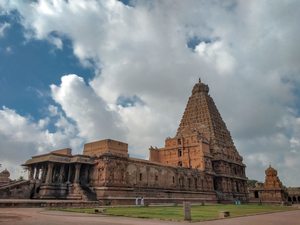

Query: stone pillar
[58,164,65,183]
[74,164,81,184]
[41,165,47,182]
[67,164,72,183]
[183,201,191,221]
[28,166,34,180]
[34,166,40,180]
[83,165,89,184]
[52,165,59,183]
[45,163,54,184]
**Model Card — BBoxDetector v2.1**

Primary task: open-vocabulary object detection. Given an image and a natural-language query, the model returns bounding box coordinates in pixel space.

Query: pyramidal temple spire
[177,80,239,159]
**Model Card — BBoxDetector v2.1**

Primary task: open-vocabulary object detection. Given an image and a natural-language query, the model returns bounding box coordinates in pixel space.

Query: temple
[248,166,288,203]
[0,169,11,186]
[2,80,249,204]
[149,80,248,201]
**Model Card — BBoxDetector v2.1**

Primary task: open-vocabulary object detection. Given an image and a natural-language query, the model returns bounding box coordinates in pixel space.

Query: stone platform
[0,197,215,208]
[0,199,99,208]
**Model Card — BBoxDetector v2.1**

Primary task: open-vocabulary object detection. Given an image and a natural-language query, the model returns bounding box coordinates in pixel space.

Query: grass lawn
[54,204,296,222]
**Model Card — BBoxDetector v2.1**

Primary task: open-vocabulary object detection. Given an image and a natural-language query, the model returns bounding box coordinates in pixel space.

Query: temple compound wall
[17,80,247,204]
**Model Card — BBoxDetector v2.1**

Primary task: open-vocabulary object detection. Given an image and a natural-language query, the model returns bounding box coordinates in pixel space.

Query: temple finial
[199,77,201,83]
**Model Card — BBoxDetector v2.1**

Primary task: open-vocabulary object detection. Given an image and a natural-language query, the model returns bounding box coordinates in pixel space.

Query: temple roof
[23,152,94,166]
[0,169,10,177]
[265,165,278,176]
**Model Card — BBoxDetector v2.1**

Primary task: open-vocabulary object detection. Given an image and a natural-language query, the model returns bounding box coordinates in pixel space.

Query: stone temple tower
[150,79,248,201]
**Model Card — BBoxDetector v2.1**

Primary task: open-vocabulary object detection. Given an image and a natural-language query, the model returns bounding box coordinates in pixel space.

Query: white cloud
[0,106,83,179]
[0,22,10,37]
[5,46,12,54]
[50,74,126,141]
[1,0,300,186]
[195,41,236,75]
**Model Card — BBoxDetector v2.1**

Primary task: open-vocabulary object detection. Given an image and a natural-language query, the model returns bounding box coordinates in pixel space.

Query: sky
[0,0,300,186]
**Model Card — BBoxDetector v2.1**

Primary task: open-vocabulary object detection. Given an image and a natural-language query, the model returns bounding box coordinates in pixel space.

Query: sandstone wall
[83,139,128,157]
[91,154,214,190]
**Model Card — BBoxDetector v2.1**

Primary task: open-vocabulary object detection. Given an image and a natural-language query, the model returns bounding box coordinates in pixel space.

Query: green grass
[53,204,296,222]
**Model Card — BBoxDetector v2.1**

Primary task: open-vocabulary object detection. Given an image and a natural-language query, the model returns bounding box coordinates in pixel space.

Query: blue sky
[1,0,300,186]
[0,13,93,121]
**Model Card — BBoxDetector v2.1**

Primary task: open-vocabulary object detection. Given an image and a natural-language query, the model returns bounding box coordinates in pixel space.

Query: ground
[0,207,300,225]
[55,204,294,221]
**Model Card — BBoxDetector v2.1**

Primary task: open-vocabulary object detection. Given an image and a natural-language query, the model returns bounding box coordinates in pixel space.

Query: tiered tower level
[150,80,247,200]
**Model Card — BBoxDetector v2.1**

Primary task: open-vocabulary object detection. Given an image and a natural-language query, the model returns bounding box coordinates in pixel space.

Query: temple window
[139,173,142,181]
[177,139,182,145]
[178,149,182,157]
[155,175,158,181]
[179,177,184,187]
[233,167,237,175]
[236,182,240,192]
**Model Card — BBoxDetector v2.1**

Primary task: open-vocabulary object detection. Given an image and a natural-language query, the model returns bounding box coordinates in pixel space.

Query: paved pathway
[0,208,299,225]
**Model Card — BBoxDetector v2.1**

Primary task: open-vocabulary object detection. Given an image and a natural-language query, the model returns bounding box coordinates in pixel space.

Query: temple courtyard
[0,205,299,225]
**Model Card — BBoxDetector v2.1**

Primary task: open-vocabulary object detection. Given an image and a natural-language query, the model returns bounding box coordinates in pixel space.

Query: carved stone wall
[90,154,215,193]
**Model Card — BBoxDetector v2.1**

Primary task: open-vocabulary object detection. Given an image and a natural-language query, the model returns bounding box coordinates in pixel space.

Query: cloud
[50,74,126,141]
[1,0,300,186]
[0,22,10,37]
[195,41,236,75]
[0,106,83,179]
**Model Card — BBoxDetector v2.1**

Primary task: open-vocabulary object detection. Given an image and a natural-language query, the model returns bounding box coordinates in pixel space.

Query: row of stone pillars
[288,196,300,204]
[28,163,87,185]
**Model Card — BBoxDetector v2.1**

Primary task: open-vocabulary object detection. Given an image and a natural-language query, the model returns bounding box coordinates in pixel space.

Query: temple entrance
[213,179,218,191]
[236,182,240,193]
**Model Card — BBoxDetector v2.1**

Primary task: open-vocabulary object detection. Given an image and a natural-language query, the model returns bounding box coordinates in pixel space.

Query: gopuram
[0,169,11,186]
[248,165,300,204]
[6,80,248,204]
[248,165,287,203]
